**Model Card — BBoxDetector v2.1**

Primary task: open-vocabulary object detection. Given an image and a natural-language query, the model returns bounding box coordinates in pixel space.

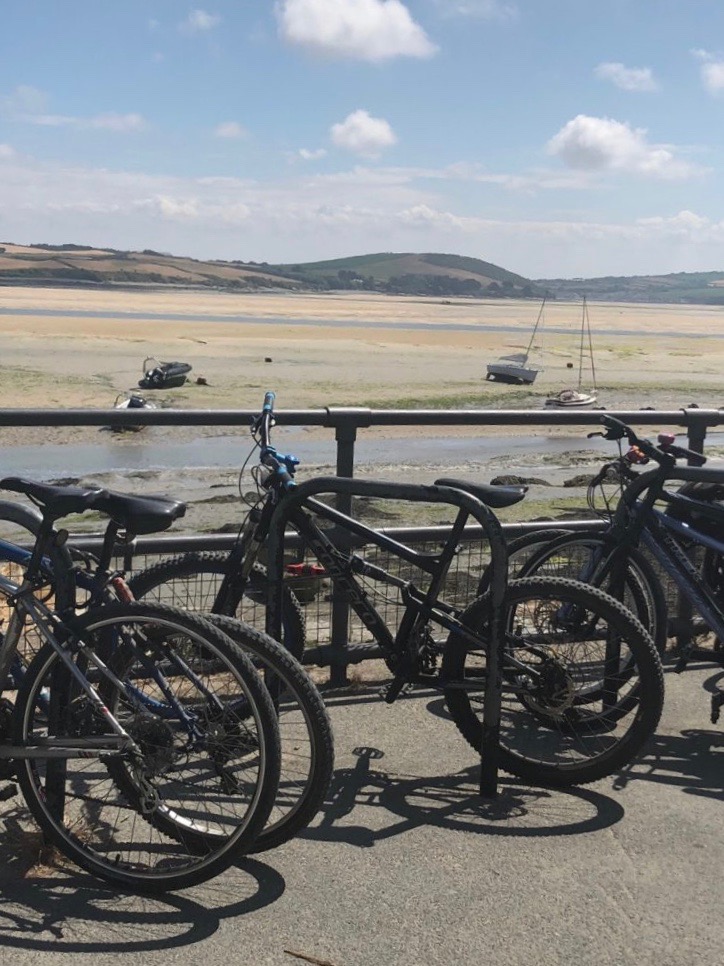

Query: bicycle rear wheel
[204,614,334,852]
[13,602,281,892]
[129,552,306,660]
[442,577,664,787]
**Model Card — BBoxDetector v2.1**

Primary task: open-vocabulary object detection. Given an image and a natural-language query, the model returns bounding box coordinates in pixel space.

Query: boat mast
[523,297,546,363]
[577,296,597,391]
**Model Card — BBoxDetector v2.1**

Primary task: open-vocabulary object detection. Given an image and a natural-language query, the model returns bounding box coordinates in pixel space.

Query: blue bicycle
[517,415,724,724]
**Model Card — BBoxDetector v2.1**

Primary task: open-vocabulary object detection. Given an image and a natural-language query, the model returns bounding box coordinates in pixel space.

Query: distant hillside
[0,243,300,291]
[537,270,724,304]
[5,241,722,304]
[273,252,548,298]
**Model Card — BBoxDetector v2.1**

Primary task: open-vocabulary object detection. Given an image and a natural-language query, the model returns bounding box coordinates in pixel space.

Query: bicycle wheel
[472,528,572,597]
[13,602,281,892]
[517,534,668,655]
[203,614,334,852]
[129,552,306,660]
[442,576,664,787]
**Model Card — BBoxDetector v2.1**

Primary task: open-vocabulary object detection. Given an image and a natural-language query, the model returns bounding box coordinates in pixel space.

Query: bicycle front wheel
[442,577,664,787]
[13,602,281,892]
[517,534,668,656]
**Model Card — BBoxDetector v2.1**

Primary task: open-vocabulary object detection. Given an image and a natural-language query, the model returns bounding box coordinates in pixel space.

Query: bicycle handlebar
[252,391,298,489]
[589,415,706,467]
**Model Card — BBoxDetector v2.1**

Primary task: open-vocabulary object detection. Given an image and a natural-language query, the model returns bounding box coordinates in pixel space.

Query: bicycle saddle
[434,478,527,508]
[0,477,108,519]
[93,490,187,535]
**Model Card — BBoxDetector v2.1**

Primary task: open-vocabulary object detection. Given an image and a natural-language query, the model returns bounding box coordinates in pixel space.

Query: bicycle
[0,476,284,892]
[132,391,665,794]
[0,495,334,855]
[516,415,724,724]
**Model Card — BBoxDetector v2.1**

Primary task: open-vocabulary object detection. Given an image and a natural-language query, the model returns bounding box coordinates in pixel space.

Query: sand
[0,286,721,533]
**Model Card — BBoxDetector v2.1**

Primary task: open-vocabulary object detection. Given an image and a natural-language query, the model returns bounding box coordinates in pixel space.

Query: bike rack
[264,476,509,797]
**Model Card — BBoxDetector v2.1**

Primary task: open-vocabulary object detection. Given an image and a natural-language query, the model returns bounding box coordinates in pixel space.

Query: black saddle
[0,478,185,534]
[434,477,527,509]
[94,490,186,535]
[0,477,107,519]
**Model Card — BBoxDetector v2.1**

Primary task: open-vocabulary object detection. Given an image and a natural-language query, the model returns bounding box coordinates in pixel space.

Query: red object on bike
[657,432,676,448]
[285,563,327,576]
[626,446,649,465]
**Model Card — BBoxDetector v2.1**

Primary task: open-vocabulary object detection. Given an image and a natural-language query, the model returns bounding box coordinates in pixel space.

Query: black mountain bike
[132,392,665,794]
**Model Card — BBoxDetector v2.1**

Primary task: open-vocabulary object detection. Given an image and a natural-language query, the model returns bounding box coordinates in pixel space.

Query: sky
[3,0,724,279]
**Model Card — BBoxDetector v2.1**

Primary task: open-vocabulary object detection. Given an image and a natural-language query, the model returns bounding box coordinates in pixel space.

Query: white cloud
[0,143,15,159]
[179,9,221,33]
[2,150,722,276]
[594,62,659,92]
[0,85,48,115]
[547,115,696,180]
[330,109,397,158]
[214,121,247,139]
[691,49,724,94]
[277,0,437,62]
[30,112,147,132]
[432,1,518,23]
[298,147,327,160]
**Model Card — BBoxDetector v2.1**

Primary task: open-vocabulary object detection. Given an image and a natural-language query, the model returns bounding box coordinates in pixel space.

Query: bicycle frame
[0,569,137,761]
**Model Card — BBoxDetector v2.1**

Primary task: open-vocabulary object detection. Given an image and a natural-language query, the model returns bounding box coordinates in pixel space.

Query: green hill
[535,270,724,304]
[274,251,545,297]
[0,242,300,290]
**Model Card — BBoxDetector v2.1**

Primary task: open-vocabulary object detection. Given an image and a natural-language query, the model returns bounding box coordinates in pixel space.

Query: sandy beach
[0,286,722,533]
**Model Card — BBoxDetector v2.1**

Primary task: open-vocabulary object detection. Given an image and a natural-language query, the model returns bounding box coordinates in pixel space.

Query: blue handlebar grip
[263,391,276,413]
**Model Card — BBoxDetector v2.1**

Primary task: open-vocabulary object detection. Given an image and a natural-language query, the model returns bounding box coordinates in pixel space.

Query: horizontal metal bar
[66,518,605,556]
[0,407,721,429]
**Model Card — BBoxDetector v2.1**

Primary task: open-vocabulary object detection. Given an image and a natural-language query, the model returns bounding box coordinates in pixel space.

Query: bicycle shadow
[301,745,624,849]
[0,803,286,953]
[612,728,724,800]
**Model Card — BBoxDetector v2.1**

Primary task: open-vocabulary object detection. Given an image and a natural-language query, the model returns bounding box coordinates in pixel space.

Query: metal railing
[1,404,722,683]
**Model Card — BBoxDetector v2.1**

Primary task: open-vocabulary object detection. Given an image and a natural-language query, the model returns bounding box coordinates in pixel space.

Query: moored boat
[486,298,545,385]
[110,392,156,432]
[543,296,599,409]
[139,357,192,390]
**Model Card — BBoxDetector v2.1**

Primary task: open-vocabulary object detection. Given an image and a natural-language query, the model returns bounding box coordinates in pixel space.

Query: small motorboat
[139,357,192,390]
[110,392,156,432]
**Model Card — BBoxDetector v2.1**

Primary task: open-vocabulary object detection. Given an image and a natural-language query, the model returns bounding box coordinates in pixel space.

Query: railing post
[325,408,372,686]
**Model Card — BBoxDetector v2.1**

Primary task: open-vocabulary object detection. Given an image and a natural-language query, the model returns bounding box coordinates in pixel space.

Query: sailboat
[544,296,598,408]
[486,298,545,385]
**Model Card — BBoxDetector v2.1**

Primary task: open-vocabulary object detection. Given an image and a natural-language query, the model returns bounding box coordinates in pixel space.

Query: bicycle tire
[129,552,307,660]
[441,576,664,787]
[13,601,281,892]
[517,533,668,655]
[203,613,334,852]
[473,528,572,597]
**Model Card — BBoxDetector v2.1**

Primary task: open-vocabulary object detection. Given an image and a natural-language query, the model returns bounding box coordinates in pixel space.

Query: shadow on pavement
[302,746,625,849]
[612,726,724,800]
[0,801,285,953]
